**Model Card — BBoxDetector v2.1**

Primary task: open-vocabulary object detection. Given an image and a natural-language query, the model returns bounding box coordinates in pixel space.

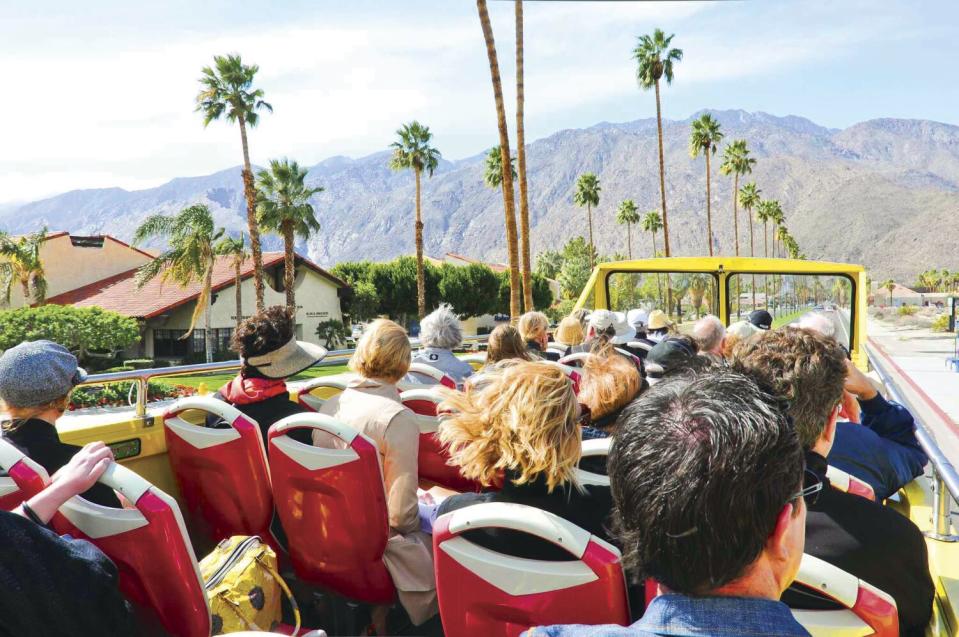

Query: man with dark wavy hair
[529,371,814,636]
[734,327,932,636]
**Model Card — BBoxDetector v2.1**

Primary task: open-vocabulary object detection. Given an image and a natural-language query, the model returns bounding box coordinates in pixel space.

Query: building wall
[4,234,152,308]
[143,266,343,359]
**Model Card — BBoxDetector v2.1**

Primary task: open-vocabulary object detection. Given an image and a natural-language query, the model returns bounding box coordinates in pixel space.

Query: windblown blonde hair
[518,311,549,343]
[438,361,580,492]
[349,319,411,383]
[555,316,585,347]
[579,354,641,422]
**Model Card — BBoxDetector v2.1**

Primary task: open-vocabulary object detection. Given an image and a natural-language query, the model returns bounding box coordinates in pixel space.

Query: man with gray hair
[692,315,725,356]
[412,304,474,384]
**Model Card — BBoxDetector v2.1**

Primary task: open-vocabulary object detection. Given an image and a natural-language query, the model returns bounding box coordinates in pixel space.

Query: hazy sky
[1,0,956,204]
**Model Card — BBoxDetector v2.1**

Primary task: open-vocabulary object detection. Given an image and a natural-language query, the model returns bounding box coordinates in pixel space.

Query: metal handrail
[866,343,959,541]
[75,335,489,420]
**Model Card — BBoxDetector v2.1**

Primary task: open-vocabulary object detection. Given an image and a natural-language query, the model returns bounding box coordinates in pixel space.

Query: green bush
[0,305,139,365]
[932,314,950,332]
[102,365,135,373]
[898,305,918,316]
[69,380,196,410]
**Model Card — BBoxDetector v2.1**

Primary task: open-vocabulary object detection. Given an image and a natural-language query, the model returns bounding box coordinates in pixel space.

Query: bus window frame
[602,270,722,317]
[723,271,858,349]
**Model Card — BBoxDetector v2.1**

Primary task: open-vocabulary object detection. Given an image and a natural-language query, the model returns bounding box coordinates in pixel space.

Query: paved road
[866,318,959,469]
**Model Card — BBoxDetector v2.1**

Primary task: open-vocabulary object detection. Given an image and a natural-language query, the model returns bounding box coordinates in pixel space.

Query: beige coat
[314,377,437,624]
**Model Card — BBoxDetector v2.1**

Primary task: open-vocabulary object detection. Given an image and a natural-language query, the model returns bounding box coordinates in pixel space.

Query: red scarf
[220,375,288,406]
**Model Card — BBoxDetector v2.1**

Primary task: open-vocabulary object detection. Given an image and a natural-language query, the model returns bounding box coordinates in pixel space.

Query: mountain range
[3,109,958,283]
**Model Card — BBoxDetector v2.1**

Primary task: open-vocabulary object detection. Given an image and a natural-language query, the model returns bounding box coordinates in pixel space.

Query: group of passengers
[0,300,935,636]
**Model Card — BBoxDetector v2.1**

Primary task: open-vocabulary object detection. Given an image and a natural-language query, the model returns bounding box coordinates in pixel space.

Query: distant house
[45,250,347,362]
[2,232,154,308]
[869,282,949,308]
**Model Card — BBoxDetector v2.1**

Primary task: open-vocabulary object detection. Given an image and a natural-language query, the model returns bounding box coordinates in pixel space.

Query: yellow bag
[199,536,300,636]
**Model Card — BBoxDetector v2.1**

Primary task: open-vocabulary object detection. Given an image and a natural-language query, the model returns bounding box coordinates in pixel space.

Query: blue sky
[1,0,956,204]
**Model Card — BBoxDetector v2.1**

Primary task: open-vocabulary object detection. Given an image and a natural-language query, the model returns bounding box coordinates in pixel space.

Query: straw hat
[646,310,673,331]
[245,337,328,379]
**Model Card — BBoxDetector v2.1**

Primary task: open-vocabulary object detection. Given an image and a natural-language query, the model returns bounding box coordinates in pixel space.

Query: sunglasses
[790,469,823,507]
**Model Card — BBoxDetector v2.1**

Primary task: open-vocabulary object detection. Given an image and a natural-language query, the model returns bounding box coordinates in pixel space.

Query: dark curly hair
[232,306,295,378]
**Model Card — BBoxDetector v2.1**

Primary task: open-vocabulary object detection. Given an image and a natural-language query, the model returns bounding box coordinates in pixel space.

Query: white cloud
[0,1,937,204]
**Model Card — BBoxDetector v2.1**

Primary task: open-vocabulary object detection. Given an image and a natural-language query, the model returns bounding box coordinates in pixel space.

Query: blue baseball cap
[0,340,87,407]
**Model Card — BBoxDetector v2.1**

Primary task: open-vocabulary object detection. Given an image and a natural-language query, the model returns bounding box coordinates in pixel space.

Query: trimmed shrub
[898,305,918,316]
[124,359,155,369]
[932,314,950,333]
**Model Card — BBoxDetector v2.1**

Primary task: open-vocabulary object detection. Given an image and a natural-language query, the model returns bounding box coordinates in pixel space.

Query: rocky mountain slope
[4,109,958,282]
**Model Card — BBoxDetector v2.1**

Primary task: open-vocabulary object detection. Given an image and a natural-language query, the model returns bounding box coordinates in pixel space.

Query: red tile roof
[444,252,508,273]
[45,252,346,318]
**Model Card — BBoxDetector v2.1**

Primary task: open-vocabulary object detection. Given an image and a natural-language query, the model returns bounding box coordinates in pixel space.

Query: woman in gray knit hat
[0,340,120,507]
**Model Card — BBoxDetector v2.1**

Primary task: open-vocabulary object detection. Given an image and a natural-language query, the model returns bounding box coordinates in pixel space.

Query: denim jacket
[829,393,927,500]
[526,594,811,636]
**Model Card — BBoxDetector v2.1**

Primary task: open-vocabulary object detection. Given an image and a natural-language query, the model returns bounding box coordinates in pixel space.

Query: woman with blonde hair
[313,319,436,627]
[578,353,643,437]
[434,361,613,559]
[484,324,532,364]
[554,315,585,352]
[518,311,560,361]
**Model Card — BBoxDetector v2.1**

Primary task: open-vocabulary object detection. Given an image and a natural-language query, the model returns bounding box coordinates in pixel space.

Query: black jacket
[2,419,121,508]
[211,391,312,445]
[437,470,614,561]
[0,511,137,636]
[527,340,561,362]
[782,451,933,637]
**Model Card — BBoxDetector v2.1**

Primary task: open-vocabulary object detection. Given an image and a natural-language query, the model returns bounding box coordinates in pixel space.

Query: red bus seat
[433,502,630,636]
[0,437,50,510]
[405,362,457,389]
[57,463,210,637]
[163,396,274,548]
[401,389,488,493]
[461,354,487,371]
[791,554,898,637]
[558,352,590,368]
[296,377,349,412]
[576,438,610,488]
[268,413,395,605]
[826,466,877,501]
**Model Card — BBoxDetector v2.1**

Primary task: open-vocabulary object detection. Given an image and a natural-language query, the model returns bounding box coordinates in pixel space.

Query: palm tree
[688,274,709,318]
[534,250,563,280]
[689,113,724,256]
[514,0,533,313]
[633,29,682,257]
[215,234,249,330]
[573,173,601,267]
[477,0,522,321]
[133,205,224,363]
[641,210,664,305]
[616,200,641,259]
[739,182,761,309]
[483,145,516,188]
[256,159,324,315]
[389,121,441,320]
[720,140,756,256]
[0,228,48,306]
[882,279,896,306]
[196,54,272,312]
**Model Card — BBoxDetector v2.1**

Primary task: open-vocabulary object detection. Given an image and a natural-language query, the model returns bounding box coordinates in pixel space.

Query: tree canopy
[0,305,139,365]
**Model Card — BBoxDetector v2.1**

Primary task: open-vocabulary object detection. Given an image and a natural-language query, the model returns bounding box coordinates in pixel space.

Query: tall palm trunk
[478,0,521,321]
[515,0,533,312]
[233,259,242,330]
[748,205,756,309]
[763,220,769,309]
[732,174,740,257]
[238,116,265,312]
[204,267,214,364]
[654,80,670,257]
[653,232,664,305]
[705,151,713,256]
[19,279,30,304]
[626,223,632,259]
[282,219,296,314]
[414,168,426,319]
[587,204,594,268]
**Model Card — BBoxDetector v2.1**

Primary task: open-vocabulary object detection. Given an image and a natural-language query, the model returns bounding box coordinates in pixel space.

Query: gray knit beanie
[0,340,88,407]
